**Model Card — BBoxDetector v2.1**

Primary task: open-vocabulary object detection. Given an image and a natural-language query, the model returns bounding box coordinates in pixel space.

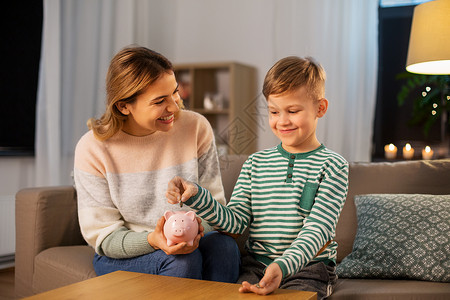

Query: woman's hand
[239,263,283,295]
[147,215,204,255]
[166,176,198,205]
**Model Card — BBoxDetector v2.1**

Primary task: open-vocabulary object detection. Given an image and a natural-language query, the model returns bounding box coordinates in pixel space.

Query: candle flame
[388,144,395,151]
[405,143,412,151]
[425,146,431,153]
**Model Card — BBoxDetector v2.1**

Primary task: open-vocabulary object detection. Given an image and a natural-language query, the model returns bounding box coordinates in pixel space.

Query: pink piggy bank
[163,211,199,246]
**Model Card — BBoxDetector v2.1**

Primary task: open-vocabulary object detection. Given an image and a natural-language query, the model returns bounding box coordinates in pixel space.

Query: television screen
[0,2,43,156]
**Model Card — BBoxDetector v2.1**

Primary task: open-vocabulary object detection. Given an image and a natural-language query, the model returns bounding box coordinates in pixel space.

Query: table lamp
[406,0,450,75]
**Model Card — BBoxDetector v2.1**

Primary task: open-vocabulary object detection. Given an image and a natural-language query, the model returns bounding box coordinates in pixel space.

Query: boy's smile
[268,86,328,153]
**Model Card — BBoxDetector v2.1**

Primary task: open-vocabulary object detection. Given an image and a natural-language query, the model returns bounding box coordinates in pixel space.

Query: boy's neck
[280,136,322,153]
[280,140,322,154]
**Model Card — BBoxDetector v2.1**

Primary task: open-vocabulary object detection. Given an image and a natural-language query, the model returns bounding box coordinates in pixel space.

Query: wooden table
[25,271,317,300]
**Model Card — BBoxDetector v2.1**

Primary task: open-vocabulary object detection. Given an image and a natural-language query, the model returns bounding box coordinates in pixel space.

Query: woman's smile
[158,114,175,124]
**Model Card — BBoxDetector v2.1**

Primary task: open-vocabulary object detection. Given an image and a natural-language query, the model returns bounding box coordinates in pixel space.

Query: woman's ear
[115,101,130,115]
[317,98,328,118]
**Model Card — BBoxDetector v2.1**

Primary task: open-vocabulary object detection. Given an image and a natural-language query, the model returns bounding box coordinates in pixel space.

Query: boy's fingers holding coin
[166,190,180,204]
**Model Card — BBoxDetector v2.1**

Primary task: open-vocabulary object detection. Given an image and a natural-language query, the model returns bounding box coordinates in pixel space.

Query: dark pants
[93,231,241,283]
[238,254,337,299]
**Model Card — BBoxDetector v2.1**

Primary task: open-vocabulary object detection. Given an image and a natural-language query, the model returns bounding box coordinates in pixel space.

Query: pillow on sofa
[337,194,450,282]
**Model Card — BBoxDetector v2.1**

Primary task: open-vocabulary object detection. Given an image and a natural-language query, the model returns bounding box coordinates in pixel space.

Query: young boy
[166,56,349,299]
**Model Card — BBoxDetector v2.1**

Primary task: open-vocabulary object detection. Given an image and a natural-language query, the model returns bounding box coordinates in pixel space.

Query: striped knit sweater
[186,143,349,278]
[74,110,226,258]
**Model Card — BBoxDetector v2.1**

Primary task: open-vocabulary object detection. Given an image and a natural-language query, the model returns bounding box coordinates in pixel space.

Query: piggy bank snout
[170,224,191,236]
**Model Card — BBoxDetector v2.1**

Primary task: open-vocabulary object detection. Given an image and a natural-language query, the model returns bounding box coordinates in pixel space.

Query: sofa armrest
[15,186,86,297]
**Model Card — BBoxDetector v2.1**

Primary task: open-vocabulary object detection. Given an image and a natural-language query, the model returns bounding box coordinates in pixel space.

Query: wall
[171,0,278,150]
[0,157,35,257]
[0,157,35,196]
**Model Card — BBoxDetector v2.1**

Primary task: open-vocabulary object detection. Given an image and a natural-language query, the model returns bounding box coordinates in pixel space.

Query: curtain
[36,0,144,186]
[35,0,378,186]
[172,0,379,162]
[273,0,379,162]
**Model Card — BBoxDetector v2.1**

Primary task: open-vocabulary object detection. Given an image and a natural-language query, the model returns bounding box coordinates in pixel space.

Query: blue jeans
[93,231,240,283]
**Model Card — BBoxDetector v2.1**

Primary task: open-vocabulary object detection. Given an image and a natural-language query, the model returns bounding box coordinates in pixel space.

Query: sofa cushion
[33,245,96,294]
[337,194,450,282]
[336,159,450,263]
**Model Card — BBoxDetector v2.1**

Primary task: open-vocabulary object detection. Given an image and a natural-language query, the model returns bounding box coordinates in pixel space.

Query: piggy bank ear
[185,211,196,221]
[164,211,174,220]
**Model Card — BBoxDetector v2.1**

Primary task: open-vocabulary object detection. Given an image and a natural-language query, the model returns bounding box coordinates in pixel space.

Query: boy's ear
[115,101,130,115]
[317,98,328,118]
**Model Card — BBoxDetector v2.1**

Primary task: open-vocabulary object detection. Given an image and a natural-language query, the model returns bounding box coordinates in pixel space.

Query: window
[372,3,444,160]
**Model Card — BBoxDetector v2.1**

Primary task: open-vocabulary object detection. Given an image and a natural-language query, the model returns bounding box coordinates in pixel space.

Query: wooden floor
[0,268,15,300]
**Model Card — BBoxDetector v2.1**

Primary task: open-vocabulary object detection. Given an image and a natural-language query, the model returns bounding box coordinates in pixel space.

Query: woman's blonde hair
[88,45,183,140]
[262,56,326,100]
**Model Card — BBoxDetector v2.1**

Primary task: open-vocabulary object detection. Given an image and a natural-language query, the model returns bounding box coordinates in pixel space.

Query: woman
[73,45,240,282]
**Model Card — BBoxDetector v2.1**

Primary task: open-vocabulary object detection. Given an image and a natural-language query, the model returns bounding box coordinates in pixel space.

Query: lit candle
[422,146,434,160]
[403,143,414,159]
[384,143,397,160]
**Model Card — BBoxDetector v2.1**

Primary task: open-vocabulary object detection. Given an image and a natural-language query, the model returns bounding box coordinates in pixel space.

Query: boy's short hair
[263,56,326,100]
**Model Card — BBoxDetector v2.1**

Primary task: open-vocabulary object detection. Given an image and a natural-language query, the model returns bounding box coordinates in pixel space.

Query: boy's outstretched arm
[166,176,199,204]
[239,263,283,295]
[167,163,252,236]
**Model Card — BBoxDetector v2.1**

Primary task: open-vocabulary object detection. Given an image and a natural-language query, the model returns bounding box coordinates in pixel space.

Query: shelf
[174,62,257,154]
[192,109,230,115]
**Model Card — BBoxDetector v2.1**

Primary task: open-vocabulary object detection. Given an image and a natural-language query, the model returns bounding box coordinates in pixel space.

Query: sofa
[15,156,450,299]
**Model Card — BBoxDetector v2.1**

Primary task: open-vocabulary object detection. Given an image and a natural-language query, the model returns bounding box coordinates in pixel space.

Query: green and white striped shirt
[186,143,348,278]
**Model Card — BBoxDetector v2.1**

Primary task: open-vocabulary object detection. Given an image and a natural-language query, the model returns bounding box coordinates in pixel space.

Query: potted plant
[397,73,449,143]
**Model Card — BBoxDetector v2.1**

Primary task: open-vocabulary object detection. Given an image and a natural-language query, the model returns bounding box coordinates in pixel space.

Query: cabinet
[174,62,258,155]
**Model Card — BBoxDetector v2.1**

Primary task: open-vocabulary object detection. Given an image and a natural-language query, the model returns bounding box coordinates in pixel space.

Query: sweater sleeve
[196,115,227,206]
[99,227,155,258]
[273,160,349,278]
[74,133,155,258]
[198,142,226,206]
[185,157,253,234]
[74,166,125,255]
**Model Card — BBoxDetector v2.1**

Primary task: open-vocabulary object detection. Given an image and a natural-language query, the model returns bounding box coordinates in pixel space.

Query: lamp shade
[406,0,450,75]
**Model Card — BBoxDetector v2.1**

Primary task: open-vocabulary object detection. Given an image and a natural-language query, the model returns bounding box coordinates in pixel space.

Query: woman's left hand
[147,216,204,255]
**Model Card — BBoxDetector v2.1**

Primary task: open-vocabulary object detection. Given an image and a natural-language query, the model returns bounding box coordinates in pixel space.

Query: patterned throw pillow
[337,194,450,282]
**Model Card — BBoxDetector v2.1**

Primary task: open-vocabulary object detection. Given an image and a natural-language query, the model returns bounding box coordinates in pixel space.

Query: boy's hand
[239,263,283,295]
[166,176,198,205]
[147,216,204,255]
